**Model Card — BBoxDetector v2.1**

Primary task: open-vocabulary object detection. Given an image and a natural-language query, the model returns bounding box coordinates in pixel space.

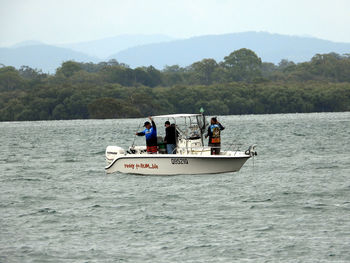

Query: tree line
[0,48,349,121]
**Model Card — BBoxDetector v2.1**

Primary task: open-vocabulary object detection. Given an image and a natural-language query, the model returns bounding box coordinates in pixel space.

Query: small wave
[282,191,302,195]
[316,165,339,170]
[2,158,17,163]
[282,244,296,250]
[145,214,176,220]
[80,196,93,201]
[254,226,274,231]
[40,219,59,224]
[315,203,327,207]
[41,196,56,201]
[94,150,106,155]
[20,207,57,217]
[166,194,181,199]
[242,198,272,203]
[19,212,34,217]
[336,202,350,210]
[10,177,42,182]
[182,244,213,250]
[21,195,35,200]
[38,208,57,214]
[293,132,305,137]
[303,205,326,210]
[64,159,76,163]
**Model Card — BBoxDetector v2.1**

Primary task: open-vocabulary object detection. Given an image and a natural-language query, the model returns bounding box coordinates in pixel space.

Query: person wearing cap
[205,117,225,155]
[136,116,158,154]
[164,121,177,154]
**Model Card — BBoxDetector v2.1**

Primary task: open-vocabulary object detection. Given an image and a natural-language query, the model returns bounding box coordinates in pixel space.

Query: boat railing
[224,142,243,155]
[172,142,243,155]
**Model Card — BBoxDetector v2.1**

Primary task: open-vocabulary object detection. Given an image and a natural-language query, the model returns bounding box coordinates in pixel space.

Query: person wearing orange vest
[205,117,225,155]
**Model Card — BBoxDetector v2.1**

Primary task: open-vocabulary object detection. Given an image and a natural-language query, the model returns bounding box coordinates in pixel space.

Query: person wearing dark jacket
[205,117,225,155]
[136,117,157,154]
[164,121,177,154]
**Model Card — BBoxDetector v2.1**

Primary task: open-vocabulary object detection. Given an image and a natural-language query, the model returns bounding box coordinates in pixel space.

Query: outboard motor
[106,146,125,164]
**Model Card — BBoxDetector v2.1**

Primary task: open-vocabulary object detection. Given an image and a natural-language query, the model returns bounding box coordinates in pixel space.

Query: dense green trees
[223,48,262,82]
[0,49,350,121]
[190,59,218,85]
[0,66,24,91]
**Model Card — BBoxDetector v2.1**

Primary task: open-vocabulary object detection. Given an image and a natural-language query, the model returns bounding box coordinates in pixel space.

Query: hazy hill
[110,32,350,68]
[60,34,174,58]
[0,44,98,73]
[11,40,45,48]
[2,32,350,72]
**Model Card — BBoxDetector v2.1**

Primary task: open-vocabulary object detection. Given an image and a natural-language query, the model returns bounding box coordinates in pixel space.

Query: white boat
[105,114,257,175]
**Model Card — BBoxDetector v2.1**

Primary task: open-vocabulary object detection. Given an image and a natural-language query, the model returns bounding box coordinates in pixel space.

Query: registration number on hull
[171,158,188,165]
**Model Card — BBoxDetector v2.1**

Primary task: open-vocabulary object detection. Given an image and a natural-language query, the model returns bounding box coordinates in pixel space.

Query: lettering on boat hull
[124,163,159,169]
[171,158,189,165]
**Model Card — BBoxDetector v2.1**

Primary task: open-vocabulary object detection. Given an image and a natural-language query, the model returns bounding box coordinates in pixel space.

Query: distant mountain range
[0,44,99,73]
[1,32,350,73]
[110,32,350,68]
[60,34,174,58]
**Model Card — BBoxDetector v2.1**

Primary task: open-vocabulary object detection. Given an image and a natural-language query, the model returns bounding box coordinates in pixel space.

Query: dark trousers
[209,143,220,155]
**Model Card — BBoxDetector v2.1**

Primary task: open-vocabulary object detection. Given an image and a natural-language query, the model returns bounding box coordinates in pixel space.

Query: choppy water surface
[1,113,349,262]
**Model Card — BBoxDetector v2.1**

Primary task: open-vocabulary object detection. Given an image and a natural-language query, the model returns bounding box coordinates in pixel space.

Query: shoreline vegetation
[1,48,349,121]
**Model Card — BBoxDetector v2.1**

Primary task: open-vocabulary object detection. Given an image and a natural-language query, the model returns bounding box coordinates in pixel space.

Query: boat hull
[105,154,250,175]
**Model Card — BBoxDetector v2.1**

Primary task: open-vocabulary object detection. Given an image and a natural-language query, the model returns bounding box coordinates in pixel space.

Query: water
[1,112,349,262]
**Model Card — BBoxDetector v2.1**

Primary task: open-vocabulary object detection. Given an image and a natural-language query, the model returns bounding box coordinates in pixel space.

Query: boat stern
[105,146,125,165]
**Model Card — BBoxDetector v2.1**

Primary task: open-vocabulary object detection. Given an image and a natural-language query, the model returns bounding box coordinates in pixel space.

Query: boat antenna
[252,151,256,177]
[199,107,206,145]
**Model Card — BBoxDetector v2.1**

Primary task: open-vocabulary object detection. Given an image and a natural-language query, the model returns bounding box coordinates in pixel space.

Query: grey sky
[1,0,350,46]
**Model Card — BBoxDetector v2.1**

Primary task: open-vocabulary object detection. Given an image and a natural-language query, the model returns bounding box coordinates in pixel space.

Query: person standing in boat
[205,117,225,155]
[136,117,158,154]
[164,121,177,154]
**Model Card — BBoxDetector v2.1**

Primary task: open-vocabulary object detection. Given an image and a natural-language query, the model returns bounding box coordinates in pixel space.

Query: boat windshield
[152,114,207,140]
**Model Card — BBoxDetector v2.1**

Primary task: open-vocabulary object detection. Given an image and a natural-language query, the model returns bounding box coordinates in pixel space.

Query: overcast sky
[1,0,350,46]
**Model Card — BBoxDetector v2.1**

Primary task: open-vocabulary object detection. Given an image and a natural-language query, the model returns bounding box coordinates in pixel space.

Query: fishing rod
[131,120,142,148]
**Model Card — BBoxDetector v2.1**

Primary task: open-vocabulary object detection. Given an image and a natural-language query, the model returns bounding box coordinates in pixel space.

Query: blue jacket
[137,120,157,146]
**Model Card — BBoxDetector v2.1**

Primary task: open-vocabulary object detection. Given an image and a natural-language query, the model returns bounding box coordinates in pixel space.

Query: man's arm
[149,116,157,134]
[205,126,211,138]
[149,116,156,130]
[218,123,225,130]
[151,120,156,129]
[136,131,145,136]
[164,127,169,143]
